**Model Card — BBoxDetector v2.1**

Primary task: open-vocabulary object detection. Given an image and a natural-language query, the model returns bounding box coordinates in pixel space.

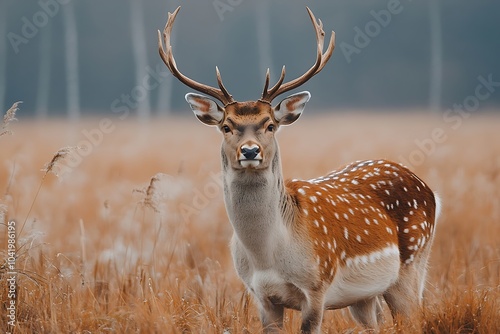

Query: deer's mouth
[239,159,262,168]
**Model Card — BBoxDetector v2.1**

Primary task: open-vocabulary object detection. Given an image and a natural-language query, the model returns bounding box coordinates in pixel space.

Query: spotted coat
[287,159,438,282]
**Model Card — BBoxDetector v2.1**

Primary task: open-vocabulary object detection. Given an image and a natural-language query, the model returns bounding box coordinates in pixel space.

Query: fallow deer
[158,6,441,333]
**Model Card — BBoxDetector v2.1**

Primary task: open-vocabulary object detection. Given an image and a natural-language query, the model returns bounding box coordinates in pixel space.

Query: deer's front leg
[258,298,284,333]
[300,290,325,334]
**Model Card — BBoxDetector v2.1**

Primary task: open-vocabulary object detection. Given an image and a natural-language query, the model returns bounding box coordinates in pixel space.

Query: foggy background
[1,0,499,118]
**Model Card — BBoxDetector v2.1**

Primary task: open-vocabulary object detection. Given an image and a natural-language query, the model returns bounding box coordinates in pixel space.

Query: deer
[158,6,441,333]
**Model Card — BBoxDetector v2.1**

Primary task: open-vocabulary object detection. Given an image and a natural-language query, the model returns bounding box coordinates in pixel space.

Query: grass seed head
[0,101,21,137]
[41,146,80,177]
[136,173,172,213]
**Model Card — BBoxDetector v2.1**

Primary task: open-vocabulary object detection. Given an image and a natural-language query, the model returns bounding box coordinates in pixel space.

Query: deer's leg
[349,296,381,330]
[415,237,435,301]
[375,296,385,324]
[259,299,284,333]
[300,290,325,334]
[384,242,434,321]
[383,266,420,319]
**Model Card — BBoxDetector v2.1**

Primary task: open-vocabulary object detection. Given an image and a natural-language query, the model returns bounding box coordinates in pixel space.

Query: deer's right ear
[185,93,225,126]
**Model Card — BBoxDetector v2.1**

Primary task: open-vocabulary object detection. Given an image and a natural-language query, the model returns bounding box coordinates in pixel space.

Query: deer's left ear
[273,91,311,126]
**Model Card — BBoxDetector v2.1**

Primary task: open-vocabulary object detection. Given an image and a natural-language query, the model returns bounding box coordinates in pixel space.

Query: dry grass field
[1,110,499,333]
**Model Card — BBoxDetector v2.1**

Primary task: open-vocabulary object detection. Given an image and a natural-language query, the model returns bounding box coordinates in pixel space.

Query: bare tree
[0,3,7,112]
[156,63,175,116]
[63,1,80,121]
[429,1,442,114]
[157,0,175,116]
[255,1,274,84]
[36,24,52,119]
[130,0,150,121]
[156,29,175,116]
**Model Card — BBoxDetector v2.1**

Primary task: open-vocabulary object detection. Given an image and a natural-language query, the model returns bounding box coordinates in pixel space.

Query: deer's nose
[240,144,261,160]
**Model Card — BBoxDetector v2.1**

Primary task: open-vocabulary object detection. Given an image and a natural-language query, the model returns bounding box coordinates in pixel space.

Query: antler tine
[215,66,233,103]
[261,7,335,103]
[158,7,181,75]
[262,69,271,99]
[265,66,286,99]
[317,30,335,73]
[158,6,234,106]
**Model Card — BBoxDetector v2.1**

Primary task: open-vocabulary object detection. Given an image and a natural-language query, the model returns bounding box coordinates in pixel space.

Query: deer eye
[267,124,275,132]
[222,125,231,133]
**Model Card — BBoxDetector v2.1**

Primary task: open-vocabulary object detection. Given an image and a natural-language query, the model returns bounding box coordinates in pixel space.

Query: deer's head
[158,7,335,171]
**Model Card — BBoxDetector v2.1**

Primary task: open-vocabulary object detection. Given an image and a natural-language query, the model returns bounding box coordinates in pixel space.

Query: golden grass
[1,112,499,333]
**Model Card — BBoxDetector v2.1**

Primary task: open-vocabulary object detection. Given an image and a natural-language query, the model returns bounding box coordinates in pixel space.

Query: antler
[261,7,335,103]
[158,6,234,106]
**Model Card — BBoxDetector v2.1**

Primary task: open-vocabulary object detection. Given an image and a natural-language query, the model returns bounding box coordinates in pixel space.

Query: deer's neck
[222,150,294,268]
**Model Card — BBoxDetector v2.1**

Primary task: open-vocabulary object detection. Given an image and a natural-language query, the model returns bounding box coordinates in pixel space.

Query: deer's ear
[273,91,311,126]
[185,93,224,126]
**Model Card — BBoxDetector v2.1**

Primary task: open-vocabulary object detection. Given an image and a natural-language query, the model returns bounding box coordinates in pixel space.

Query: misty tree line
[6,1,497,119]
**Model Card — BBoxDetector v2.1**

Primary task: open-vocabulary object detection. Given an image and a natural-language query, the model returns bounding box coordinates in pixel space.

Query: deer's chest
[231,237,314,310]
[248,269,306,310]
